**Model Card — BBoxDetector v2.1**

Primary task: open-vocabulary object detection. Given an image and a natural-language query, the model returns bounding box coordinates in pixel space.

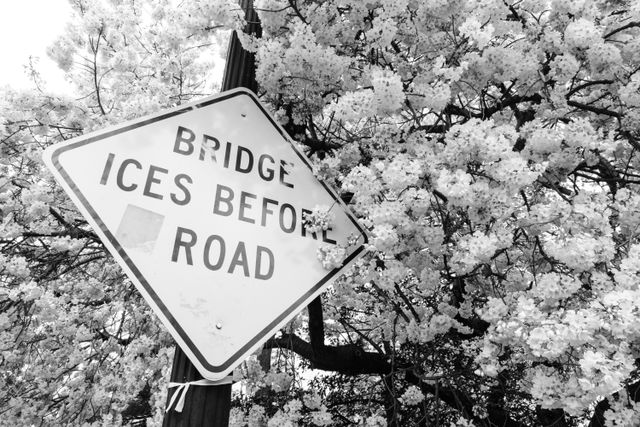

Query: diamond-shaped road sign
[43,88,368,380]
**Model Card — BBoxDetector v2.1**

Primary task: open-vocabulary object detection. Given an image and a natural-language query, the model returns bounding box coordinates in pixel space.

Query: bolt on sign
[42,88,368,380]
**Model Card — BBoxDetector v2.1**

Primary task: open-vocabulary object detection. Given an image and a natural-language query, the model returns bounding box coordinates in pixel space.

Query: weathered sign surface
[43,88,368,380]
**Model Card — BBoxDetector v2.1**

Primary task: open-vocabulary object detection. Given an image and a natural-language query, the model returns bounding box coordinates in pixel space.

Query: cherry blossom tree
[2,0,640,425]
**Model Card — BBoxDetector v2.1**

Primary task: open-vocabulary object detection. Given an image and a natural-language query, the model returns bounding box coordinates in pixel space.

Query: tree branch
[308,296,325,354]
[263,332,391,375]
[604,21,640,39]
[443,93,542,121]
[566,100,621,118]
[567,80,615,97]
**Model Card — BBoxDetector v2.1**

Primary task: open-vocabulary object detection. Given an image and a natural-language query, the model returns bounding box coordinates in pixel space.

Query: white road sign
[42,88,368,380]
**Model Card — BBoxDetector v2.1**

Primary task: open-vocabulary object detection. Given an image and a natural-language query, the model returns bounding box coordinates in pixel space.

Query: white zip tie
[166,373,237,413]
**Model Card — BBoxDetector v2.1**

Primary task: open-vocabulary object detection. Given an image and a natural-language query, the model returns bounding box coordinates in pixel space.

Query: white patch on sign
[115,204,165,253]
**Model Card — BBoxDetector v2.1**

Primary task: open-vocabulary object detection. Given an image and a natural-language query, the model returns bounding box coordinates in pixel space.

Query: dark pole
[221,1,261,92]
[163,2,260,426]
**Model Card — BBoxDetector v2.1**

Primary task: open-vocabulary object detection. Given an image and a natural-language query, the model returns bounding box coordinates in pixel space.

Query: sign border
[45,88,369,377]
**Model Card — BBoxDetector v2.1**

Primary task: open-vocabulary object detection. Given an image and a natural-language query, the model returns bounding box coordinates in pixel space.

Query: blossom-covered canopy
[2,0,640,425]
